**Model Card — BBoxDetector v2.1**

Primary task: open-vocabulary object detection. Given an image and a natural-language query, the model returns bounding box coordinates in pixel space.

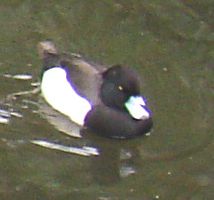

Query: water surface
[0,1,213,200]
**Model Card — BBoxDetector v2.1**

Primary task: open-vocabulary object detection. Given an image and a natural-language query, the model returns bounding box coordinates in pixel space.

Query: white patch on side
[125,96,150,120]
[41,67,92,125]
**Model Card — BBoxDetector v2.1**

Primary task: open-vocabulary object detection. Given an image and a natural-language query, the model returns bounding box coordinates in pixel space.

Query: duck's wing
[60,54,103,105]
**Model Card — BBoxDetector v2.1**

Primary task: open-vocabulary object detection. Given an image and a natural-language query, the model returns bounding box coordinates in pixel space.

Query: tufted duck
[38,41,153,139]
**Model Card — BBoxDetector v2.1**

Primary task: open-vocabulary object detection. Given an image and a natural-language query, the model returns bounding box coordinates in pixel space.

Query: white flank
[41,67,92,125]
[125,96,150,120]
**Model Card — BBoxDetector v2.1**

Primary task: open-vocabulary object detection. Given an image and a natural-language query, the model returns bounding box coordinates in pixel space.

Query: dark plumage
[38,41,153,139]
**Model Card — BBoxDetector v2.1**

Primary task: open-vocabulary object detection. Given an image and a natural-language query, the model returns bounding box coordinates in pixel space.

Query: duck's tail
[37,40,61,75]
[37,40,58,59]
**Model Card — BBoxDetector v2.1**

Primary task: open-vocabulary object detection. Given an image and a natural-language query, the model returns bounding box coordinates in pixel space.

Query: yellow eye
[118,85,123,91]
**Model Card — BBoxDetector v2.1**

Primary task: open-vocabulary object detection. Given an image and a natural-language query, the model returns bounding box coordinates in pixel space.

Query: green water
[0,1,213,199]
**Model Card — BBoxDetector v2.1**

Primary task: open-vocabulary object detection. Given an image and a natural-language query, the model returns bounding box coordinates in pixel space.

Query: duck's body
[38,41,153,139]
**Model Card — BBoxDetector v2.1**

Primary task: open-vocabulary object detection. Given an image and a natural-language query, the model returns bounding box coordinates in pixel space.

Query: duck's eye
[118,85,123,91]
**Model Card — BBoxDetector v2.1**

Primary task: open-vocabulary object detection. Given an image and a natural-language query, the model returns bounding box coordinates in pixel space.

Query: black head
[100,65,141,110]
[86,65,153,138]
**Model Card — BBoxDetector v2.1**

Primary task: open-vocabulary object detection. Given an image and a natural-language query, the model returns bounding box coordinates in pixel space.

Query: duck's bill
[125,96,150,120]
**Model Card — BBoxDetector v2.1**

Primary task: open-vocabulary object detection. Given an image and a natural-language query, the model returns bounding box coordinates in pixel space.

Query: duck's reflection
[38,98,142,185]
[87,136,140,185]
[39,98,82,138]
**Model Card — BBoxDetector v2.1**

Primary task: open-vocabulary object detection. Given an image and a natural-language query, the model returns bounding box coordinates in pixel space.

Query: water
[0,1,213,199]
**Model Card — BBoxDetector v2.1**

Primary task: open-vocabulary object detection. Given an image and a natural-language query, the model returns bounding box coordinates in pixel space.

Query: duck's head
[101,65,151,120]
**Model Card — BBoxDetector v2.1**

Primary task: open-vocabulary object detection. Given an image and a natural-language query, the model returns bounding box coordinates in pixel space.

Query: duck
[38,40,153,139]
